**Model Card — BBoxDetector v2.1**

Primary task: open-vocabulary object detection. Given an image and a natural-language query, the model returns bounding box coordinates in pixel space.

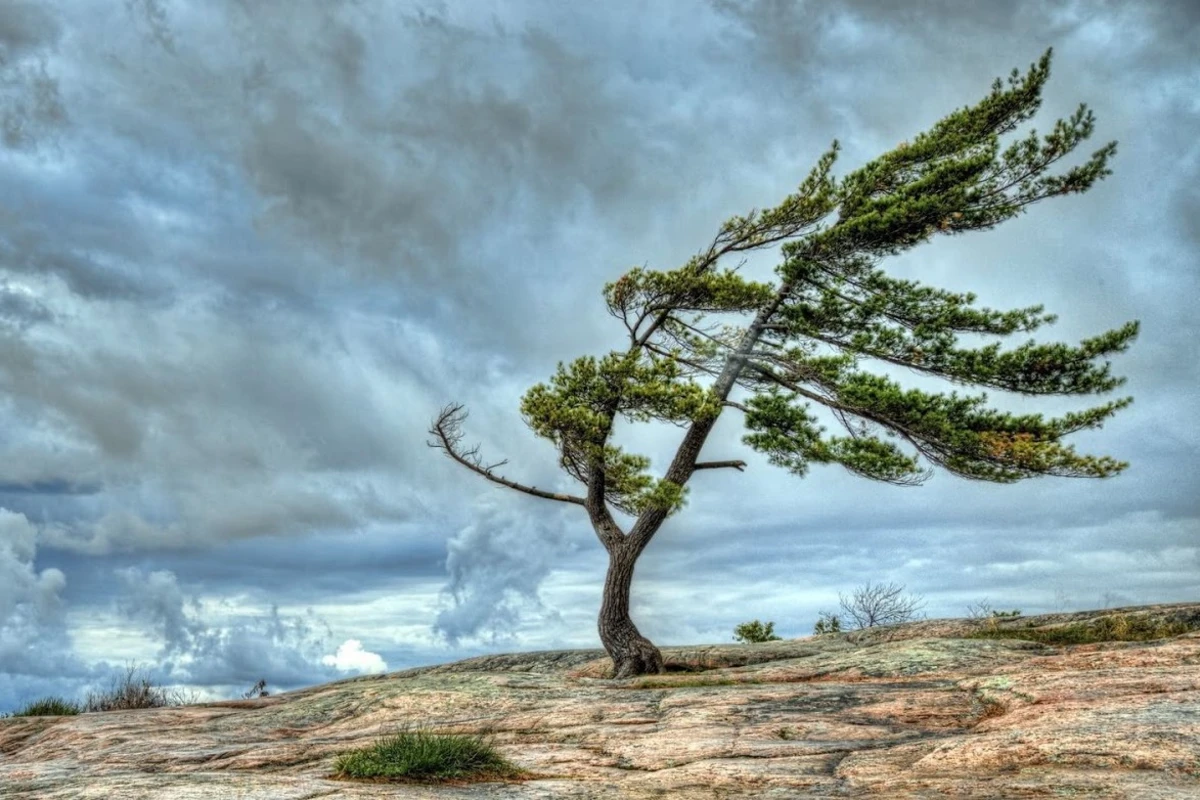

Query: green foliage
[519,350,713,515]
[968,614,1195,645]
[992,609,1022,618]
[794,50,1115,264]
[744,388,926,484]
[733,619,782,643]
[7,697,82,717]
[605,266,777,318]
[813,612,843,635]
[735,50,1133,486]
[332,729,523,782]
[443,49,1134,518]
[745,370,1132,484]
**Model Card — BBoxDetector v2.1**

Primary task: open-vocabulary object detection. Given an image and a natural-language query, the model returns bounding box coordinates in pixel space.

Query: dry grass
[83,665,195,712]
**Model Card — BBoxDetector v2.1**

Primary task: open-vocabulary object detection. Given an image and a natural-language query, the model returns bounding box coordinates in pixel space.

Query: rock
[1,603,1198,798]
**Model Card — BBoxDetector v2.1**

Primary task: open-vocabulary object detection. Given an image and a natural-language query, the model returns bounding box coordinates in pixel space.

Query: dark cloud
[0,281,53,329]
[36,525,449,611]
[0,1,67,151]
[0,2,63,59]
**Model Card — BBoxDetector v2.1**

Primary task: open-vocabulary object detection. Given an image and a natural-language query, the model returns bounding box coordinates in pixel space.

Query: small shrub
[839,581,925,629]
[813,611,842,635]
[976,696,1007,721]
[85,665,189,712]
[9,697,82,717]
[966,599,1019,619]
[733,620,782,644]
[333,729,523,782]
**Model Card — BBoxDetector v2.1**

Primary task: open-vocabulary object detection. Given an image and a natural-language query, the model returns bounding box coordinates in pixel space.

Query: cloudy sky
[1,0,1196,710]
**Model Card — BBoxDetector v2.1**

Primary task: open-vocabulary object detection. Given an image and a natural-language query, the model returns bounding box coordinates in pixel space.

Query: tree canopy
[431,49,1137,677]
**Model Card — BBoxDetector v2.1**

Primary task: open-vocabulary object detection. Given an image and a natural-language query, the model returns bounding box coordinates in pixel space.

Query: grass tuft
[332,729,524,782]
[968,614,1196,645]
[8,697,82,717]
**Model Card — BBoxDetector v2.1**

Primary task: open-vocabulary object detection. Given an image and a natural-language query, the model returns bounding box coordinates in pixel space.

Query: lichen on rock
[1,603,1197,798]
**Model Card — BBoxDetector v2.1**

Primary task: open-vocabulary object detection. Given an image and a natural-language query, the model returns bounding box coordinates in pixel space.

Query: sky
[0,0,1196,711]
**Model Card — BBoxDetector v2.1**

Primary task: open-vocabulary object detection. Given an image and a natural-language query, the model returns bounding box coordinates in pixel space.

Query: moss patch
[967,614,1196,645]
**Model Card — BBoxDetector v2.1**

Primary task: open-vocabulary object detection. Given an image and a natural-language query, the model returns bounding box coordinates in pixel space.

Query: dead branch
[694,460,747,472]
[428,404,586,506]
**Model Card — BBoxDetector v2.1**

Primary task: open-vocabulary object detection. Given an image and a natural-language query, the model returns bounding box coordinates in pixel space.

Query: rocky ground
[1,603,1198,798]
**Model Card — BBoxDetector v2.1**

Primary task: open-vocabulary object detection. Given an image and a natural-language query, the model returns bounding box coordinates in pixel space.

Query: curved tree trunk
[598,544,663,678]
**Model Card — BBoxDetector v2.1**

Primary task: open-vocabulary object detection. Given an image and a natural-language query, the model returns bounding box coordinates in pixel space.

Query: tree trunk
[598,544,663,678]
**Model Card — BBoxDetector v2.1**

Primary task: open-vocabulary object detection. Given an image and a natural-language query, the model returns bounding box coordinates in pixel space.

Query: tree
[838,581,925,629]
[813,612,842,635]
[430,50,1137,678]
[733,620,782,643]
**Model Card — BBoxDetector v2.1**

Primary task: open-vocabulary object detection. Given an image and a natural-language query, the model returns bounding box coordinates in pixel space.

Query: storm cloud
[0,1,1195,710]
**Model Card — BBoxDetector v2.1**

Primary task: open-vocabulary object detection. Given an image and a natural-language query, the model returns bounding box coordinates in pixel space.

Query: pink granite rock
[1,604,1197,798]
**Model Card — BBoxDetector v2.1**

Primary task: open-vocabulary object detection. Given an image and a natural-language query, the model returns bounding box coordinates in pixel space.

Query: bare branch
[428,404,586,506]
[838,582,926,630]
[966,599,994,619]
[694,460,747,472]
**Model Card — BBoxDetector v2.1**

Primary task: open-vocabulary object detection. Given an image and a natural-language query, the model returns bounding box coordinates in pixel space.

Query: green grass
[968,614,1196,645]
[6,697,82,717]
[332,729,525,782]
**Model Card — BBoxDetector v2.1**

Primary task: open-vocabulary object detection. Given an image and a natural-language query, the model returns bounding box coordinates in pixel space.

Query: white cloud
[322,639,387,674]
[0,508,93,712]
[434,493,577,645]
[113,567,342,688]
[0,509,71,666]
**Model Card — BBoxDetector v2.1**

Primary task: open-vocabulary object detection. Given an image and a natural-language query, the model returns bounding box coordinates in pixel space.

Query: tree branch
[694,460,747,472]
[428,404,586,506]
[584,446,625,552]
[739,360,937,481]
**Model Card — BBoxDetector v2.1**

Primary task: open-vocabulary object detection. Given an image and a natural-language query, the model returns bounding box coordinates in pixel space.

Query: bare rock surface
[2,603,1198,798]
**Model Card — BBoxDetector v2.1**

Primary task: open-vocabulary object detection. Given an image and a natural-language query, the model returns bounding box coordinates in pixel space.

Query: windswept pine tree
[430,50,1137,678]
